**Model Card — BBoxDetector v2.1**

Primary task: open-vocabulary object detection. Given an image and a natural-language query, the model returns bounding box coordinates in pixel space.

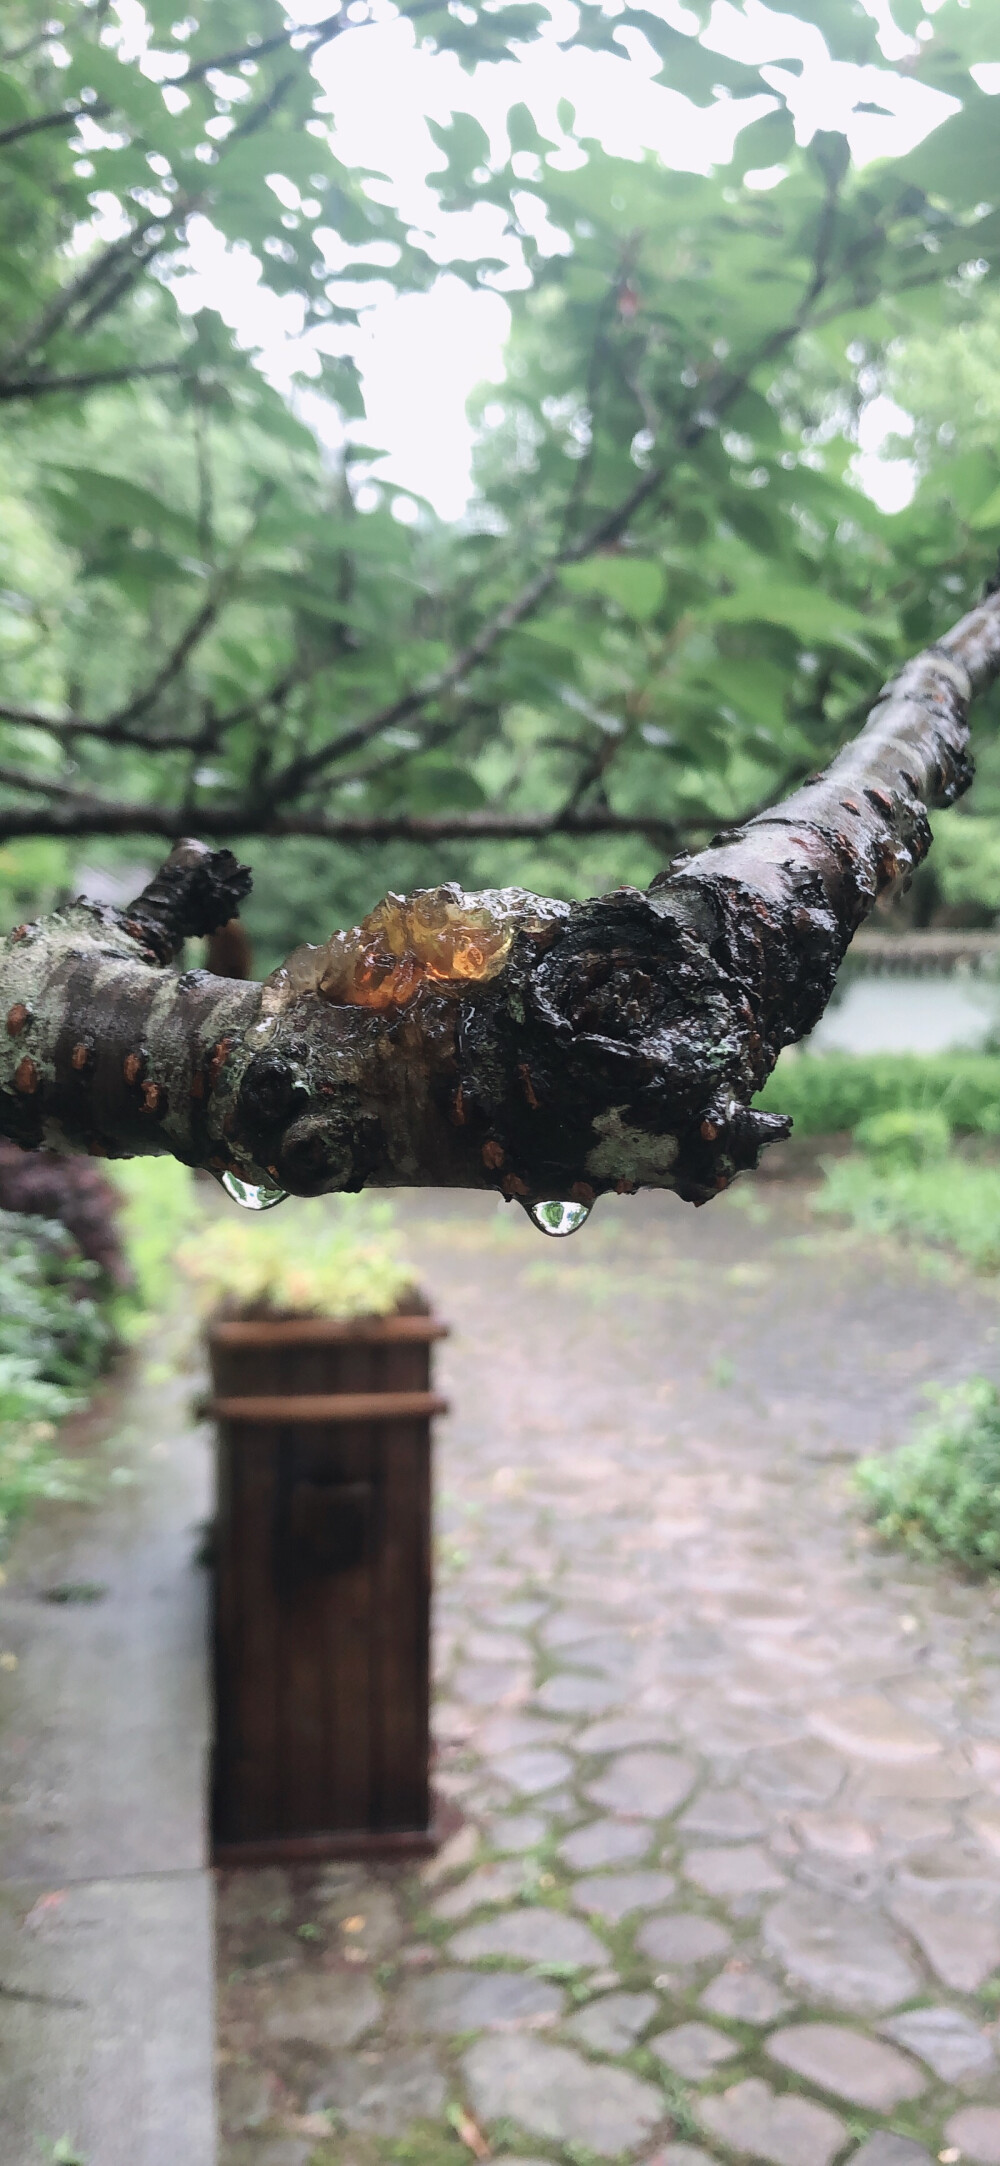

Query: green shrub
[0,1210,114,1541]
[853,1108,952,1169]
[0,1385,83,1538]
[755,1051,1000,1136]
[857,1378,1000,1573]
[0,1209,111,1391]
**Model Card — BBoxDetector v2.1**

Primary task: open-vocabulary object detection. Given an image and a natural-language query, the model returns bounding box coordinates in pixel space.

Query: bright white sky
[168,0,961,517]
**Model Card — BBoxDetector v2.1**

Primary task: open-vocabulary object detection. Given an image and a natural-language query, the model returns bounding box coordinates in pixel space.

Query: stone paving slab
[765,2020,927,2110]
[944,2104,1000,2160]
[462,2034,663,2155]
[696,2074,847,2165]
[214,1187,1000,2165]
[563,1987,657,2053]
[881,2002,997,2085]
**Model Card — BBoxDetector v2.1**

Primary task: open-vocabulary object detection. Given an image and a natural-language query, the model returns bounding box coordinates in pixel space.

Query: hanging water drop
[527,1198,592,1238]
[220,1170,289,1211]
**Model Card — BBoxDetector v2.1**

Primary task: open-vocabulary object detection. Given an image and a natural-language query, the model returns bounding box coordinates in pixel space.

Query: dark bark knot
[238,1054,310,1136]
[122,839,252,963]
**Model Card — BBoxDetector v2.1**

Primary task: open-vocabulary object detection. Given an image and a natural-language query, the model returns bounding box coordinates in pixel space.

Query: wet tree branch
[1,593,995,1209]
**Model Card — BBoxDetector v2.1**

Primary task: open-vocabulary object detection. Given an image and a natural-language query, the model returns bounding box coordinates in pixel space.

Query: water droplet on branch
[526,1198,592,1238]
[220,1171,288,1211]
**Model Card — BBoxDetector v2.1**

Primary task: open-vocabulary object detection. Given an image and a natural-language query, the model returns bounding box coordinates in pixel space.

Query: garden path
[218,1175,1000,2166]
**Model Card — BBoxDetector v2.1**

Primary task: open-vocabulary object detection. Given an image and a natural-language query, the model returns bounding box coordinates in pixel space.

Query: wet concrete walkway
[0,1331,216,2166]
[218,1179,1000,2166]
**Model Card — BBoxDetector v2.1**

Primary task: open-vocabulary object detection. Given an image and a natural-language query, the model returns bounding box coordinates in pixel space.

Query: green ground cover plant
[857,1378,1000,1574]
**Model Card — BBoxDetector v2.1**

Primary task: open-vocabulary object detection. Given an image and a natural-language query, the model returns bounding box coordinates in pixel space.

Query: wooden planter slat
[210,1304,444,1865]
[211,1316,448,1346]
[211,1389,448,1422]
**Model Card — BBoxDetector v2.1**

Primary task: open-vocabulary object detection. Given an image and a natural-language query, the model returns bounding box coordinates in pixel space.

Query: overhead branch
[107,585,230,735]
[0,358,191,403]
[92,490,274,739]
[0,590,995,1209]
[0,649,306,756]
[0,202,193,379]
[0,763,112,803]
[0,702,212,755]
[0,7,350,155]
[0,43,305,381]
[266,465,671,806]
[0,797,693,845]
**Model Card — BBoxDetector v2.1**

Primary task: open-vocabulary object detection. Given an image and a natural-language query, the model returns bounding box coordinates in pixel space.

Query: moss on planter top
[177,1195,417,1322]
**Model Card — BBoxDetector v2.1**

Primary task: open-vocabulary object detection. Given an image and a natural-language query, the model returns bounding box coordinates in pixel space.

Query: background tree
[3,0,1000,967]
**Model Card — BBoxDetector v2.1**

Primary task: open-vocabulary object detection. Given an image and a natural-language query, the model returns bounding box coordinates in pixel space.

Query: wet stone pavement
[218,1178,1000,2166]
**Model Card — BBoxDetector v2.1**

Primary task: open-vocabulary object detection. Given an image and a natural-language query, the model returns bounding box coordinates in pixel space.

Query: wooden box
[208,1307,447,1864]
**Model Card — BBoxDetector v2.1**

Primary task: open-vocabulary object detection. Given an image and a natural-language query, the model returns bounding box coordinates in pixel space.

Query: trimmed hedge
[755,1052,1000,1136]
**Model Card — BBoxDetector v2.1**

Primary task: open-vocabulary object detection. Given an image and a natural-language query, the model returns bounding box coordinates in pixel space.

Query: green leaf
[706,582,887,652]
[561,557,665,621]
[64,44,165,130]
[506,102,556,156]
[729,105,796,181]
[42,468,201,551]
[970,483,1000,532]
[897,93,1000,206]
[427,112,491,180]
[0,70,31,130]
[618,14,767,105]
[699,657,789,732]
[773,0,881,63]
[380,756,486,812]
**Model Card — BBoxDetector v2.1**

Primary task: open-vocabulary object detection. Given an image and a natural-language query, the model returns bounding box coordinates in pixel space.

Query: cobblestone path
[218,1180,1000,2166]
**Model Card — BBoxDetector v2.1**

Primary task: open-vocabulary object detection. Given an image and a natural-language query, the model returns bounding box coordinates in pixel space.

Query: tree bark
[1,595,997,1209]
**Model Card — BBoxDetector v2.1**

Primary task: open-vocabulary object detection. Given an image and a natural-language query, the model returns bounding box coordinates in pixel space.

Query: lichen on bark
[2,592,999,1208]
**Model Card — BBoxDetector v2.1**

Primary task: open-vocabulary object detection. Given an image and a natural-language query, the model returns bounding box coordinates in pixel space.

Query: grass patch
[815,1144,1000,1272]
[654,2068,700,2141]
[857,1378,1000,1574]
[107,1157,199,1323]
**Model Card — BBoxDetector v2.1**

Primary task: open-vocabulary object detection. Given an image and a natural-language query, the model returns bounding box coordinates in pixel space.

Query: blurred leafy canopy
[3,0,1000,955]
